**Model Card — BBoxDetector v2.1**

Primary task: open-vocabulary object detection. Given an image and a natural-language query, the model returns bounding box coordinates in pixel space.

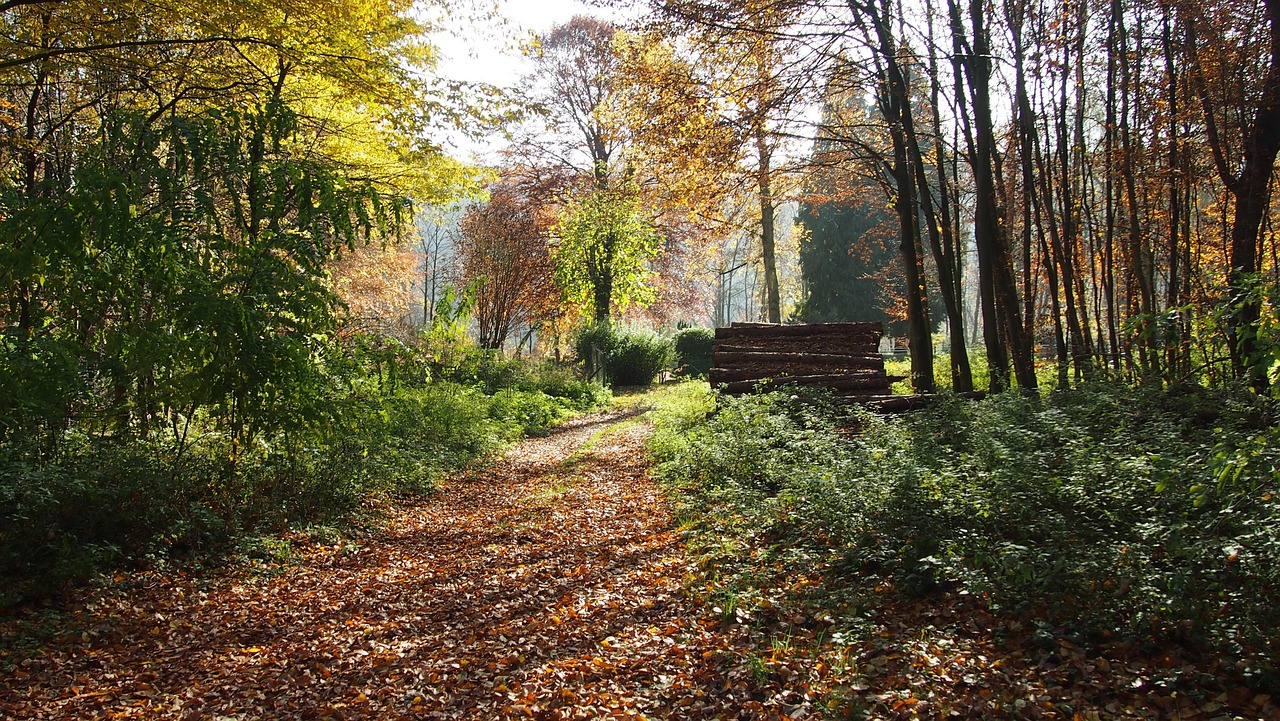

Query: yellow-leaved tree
[612,1,818,324]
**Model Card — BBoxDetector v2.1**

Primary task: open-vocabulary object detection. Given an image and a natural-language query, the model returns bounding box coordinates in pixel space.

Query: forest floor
[2,400,1277,720]
[0,405,798,720]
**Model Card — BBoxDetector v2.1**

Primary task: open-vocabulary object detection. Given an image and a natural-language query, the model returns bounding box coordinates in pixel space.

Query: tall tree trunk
[1061,0,1095,379]
[950,0,1008,391]
[1103,0,1122,370]
[926,3,974,392]
[1189,0,1280,390]
[860,0,935,391]
[13,11,51,334]
[1163,11,1186,381]
[1117,6,1158,379]
[1011,1,1038,369]
[755,125,783,324]
[957,0,1036,392]
[1032,98,1071,387]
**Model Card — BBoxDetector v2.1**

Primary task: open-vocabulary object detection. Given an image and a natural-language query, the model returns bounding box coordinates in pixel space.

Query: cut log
[713,337,882,355]
[711,351,885,367]
[720,374,901,394]
[715,322,884,340]
[709,322,903,400]
[727,321,884,333]
[710,367,889,384]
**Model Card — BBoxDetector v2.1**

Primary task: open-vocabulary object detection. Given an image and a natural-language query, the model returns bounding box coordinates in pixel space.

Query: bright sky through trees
[433,0,632,159]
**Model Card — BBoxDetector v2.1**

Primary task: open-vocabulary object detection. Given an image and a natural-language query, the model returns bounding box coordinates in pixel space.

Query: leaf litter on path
[0,408,802,720]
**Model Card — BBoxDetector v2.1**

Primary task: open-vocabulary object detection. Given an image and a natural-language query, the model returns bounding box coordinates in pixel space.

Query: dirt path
[0,408,798,720]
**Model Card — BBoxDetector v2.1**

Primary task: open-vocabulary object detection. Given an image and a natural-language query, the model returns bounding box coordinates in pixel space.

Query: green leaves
[0,99,409,449]
[571,324,675,388]
[649,383,1280,682]
[553,185,661,322]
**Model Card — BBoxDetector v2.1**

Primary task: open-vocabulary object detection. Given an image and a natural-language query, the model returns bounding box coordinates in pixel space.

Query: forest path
[1,405,796,720]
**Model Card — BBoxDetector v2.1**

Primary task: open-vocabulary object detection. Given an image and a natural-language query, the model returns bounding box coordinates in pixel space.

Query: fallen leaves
[674,536,1280,720]
[4,404,1273,719]
[0,409,795,720]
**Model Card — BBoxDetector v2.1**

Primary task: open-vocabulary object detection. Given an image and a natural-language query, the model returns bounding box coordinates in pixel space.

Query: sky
[434,0,602,82]
[431,0,631,160]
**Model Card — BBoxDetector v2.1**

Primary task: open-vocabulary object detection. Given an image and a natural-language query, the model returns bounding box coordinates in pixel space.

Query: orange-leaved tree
[457,177,561,350]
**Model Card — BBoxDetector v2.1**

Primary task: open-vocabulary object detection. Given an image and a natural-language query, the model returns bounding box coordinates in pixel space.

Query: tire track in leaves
[1,408,800,720]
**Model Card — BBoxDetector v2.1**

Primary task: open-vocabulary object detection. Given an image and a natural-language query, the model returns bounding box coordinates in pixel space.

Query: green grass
[887,351,1070,393]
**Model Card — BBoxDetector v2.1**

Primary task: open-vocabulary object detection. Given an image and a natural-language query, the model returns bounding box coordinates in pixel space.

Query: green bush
[571,324,615,382]
[437,349,521,393]
[487,389,565,437]
[511,361,612,410]
[886,350,993,393]
[672,327,714,377]
[573,324,675,388]
[608,331,676,386]
[0,333,85,447]
[0,350,611,606]
[436,348,609,410]
[649,383,1280,668]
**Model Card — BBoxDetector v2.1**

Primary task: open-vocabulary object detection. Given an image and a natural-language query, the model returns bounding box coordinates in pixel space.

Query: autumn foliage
[649,383,1280,717]
[457,180,561,350]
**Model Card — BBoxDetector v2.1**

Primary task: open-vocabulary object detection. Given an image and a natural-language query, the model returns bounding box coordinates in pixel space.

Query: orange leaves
[0,408,783,720]
[11,395,1273,720]
[456,177,562,348]
[331,240,421,324]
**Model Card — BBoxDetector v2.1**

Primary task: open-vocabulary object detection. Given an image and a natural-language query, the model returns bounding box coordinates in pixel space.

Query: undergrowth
[648,381,1280,686]
[0,356,609,607]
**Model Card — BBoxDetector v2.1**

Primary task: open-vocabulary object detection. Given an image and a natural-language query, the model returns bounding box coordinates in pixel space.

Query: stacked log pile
[709,322,904,397]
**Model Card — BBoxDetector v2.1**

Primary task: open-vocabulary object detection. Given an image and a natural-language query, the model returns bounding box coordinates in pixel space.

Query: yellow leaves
[553,183,662,319]
[609,29,745,220]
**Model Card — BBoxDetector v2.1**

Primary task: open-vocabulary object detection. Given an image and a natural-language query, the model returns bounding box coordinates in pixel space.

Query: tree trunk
[756,127,783,324]
[950,0,1008,391]
[1117,7,1158,379]
[1188,0,1280,390]
[1103,0,1122,370]
[1013,12,1037,366]
[863,0,935,392]
[593,273,612,325]
[924,4,973,391]
[958,0,1035,392]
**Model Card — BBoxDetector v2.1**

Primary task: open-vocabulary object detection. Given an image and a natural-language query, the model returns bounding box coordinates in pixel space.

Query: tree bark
[923,4,973,391]
[1189,0,1280,390]
[955,0,1035,392]
[859,0,935,392]
[755,124,783,324]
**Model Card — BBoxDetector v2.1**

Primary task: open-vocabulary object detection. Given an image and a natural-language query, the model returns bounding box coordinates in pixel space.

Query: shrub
[435,346,611,411]
[0,355,611,607]
[571,324,615,382]
[0,333,85,447]
[673,327,714,377]
[648,383,1280,667]
[573,324,674,388]
[487,389,565,437]
[512,361,611,410]
[607,331,676,387]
